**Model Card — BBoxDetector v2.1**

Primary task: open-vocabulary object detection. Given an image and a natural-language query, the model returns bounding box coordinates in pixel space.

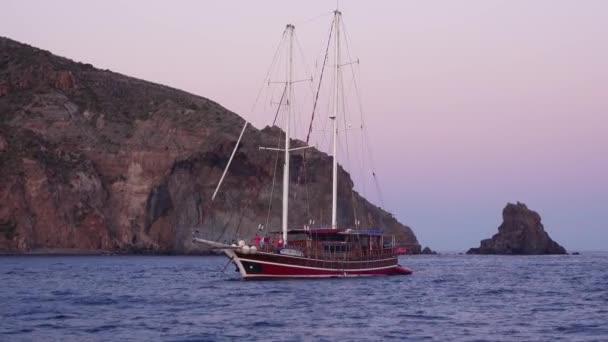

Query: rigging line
[315,86,332,153]
[233,198,252,243]
[221,187,258,243]
[294,32,315,95]
[296,17,334,223]
[216,194,237,242]
[209,28,288,235]
[341,18,365,127]
[339,63,359,226]
[291,89,312,207]
[309,18,332,93]
[361,120,386,209]
[213,29,287,202]
[265,40,288,120]
[305,16,334,145]
[265,128,283,231]
[288,38,315,205]
[342,23,370,195]
[340,69,364,192]
[340,18,366,141]
[372,171,386,209]
[303,155,312,221]
[250,29,288,115]
[272,83,288,126]
[293,10,334,26]
[359,123,384,209]
[342,18,385,210]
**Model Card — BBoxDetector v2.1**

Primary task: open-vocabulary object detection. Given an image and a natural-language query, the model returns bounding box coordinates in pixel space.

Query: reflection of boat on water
[194,9,412,279]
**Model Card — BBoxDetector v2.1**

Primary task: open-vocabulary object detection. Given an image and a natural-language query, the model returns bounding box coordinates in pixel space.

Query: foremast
[331,10,341,229]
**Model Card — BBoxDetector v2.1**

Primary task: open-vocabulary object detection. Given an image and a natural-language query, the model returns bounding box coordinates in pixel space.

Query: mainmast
[282,24,295,245]
[331,10,341,229]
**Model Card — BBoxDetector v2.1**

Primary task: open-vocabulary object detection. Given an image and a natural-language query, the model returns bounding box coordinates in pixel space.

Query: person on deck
[252,234,261,247]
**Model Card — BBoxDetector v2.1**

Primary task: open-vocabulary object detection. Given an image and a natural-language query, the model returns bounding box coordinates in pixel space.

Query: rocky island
[467,202,566,255]
[0,37,421,254]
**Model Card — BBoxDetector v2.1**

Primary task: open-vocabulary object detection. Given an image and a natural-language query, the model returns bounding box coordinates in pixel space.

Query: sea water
[1,253,607,341]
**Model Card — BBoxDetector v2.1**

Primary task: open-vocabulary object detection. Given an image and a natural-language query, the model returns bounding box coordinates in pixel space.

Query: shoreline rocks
[467,202,566,255]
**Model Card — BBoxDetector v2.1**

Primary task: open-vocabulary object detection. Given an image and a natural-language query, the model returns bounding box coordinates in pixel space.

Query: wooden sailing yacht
[194,10,412,279]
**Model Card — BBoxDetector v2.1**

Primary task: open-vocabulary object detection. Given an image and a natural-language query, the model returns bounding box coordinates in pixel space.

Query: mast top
[286,24,295,30]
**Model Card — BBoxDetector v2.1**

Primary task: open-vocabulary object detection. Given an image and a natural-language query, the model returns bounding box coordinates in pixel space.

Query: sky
[3,0,607,251]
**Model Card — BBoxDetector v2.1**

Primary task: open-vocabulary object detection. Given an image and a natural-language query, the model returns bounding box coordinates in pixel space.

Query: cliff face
[0,37,420,254]
[467,202,566,255]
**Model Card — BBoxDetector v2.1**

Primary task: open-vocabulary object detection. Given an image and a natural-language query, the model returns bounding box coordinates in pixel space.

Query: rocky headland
[467,202,566,255]
[0,37,421,254]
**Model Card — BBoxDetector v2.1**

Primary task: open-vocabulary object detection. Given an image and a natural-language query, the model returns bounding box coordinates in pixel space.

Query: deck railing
[255,239,397,262]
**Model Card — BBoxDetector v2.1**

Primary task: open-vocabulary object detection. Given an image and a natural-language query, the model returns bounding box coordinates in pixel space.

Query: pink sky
[3,0,607,250]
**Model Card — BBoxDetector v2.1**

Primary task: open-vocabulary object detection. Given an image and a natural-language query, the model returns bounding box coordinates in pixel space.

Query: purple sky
[3,0,607,251]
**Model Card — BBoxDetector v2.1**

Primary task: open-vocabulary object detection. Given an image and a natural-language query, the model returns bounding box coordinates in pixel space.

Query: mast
[282,24,295,245]
[331,10,341,229]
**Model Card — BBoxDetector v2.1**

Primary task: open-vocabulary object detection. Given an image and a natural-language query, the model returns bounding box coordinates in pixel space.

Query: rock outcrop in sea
[421,246,437,255]
[0,37,421,254]
[467,202,566,255]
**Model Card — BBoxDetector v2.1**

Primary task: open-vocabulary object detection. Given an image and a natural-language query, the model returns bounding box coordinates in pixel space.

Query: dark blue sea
[1,253,607,341]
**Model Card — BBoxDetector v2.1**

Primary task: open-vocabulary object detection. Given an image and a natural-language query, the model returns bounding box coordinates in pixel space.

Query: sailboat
[194,10,413,279]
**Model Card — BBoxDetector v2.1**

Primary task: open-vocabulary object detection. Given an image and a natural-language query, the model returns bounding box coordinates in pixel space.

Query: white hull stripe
[244,273,385,279]
[238,257,399,272]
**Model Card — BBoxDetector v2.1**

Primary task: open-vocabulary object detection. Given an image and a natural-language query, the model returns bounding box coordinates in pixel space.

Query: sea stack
[467,202,566,255]
[421,246,437,255]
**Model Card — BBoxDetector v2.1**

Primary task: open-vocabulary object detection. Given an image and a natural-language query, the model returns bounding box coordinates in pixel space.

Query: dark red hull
[231,251,413,279]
